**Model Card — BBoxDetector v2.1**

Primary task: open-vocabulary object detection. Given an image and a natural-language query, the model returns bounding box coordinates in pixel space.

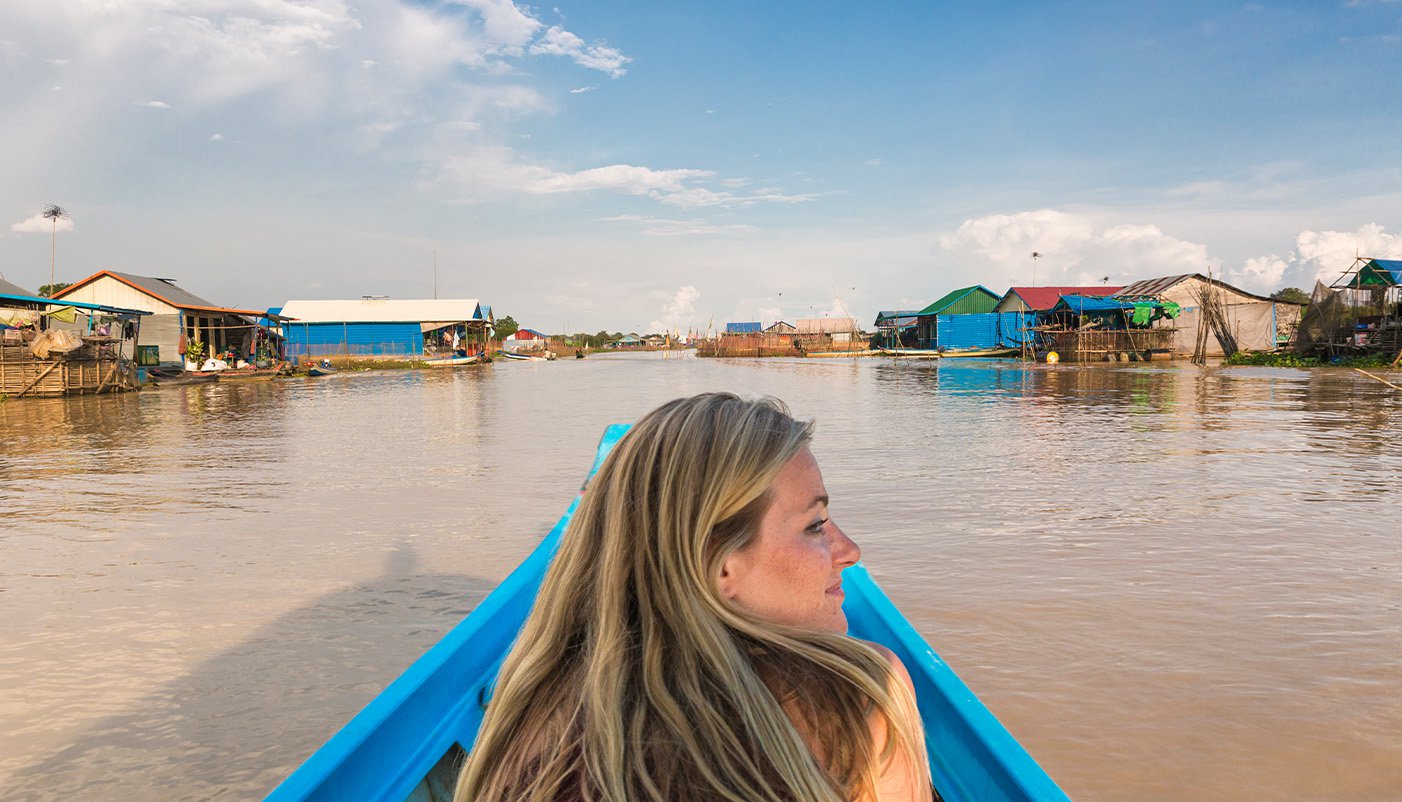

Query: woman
[456,393,931,801]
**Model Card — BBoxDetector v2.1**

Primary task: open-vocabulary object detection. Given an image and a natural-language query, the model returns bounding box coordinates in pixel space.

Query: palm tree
[42,204,67,294]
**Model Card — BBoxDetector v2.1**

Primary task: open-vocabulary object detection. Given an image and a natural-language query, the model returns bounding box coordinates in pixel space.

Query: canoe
[939,347,1020,359]
[878,348,942,359]
[500,351,548,362]
[149,371,220,386]
[265,425,1069,802]
[423,354,481,368]
[306,366,337,376]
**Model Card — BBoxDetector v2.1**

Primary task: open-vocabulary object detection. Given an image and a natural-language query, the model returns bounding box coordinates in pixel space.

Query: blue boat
[266,425,1069,802]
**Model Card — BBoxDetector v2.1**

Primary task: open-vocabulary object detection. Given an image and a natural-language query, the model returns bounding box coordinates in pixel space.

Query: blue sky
[3,1,1400,333]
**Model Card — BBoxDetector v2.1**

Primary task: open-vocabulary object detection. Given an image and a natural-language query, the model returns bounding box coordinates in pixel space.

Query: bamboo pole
[1354,367,1402,391]
[16,360,61,397]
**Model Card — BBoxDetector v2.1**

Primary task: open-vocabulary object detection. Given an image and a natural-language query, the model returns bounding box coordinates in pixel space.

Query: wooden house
[54,271,271,368]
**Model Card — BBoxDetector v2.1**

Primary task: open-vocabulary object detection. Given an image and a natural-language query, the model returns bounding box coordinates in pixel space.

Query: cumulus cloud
[3,0,629,149]
[648,285,700,333]
[528,26,631,77]
[11,212,74,233]
[1227,224,1402,293]
[940,209,1209,286]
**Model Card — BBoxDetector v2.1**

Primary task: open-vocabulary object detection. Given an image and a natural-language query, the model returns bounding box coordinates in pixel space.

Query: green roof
[917,285,1000,316]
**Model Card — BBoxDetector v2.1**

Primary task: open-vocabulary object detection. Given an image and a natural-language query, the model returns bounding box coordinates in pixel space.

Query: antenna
[1031,252,1043,286]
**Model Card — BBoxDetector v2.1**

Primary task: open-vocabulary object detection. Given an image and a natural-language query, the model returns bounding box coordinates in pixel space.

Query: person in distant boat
[456,392,931,802]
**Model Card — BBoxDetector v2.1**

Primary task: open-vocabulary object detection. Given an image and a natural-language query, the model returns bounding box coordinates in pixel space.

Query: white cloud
[1228,224,1402,292]
[437,146,812,208]
[940,209,1210,286]
[140,100,170,108]
[451,0,543,50]
[648,285,699,333]
[11,212,74,233]
[569,85,595,94]
[528,26,630,77]
[210,133,225,141]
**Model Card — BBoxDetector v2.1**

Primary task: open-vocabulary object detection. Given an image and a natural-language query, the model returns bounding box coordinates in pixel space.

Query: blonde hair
[456,393,927,801]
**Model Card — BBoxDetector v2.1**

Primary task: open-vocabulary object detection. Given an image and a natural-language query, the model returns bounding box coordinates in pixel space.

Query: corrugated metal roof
[1117,273,1280,303]
[1001,285,1123,311]
[53,270,266,315]
[918,286,1000,316]
[1115,275,1197,299]
[278,298,482,323]
[0,277,35,296]
[795,317,858,334]
[0,291,150,316]
[725,321,762,334]
[764,321,796,333]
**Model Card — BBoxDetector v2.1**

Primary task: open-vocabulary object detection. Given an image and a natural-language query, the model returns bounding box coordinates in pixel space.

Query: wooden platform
[0,342,137,398]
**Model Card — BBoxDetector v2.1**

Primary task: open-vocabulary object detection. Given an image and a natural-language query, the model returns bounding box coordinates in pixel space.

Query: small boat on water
[878,347,942,359]
[148,369,220,386]
[940,347,1020,359]
[500,351,550,362]
[265,425,1069,802]
[423,354,481,368]
[306,365,337,377]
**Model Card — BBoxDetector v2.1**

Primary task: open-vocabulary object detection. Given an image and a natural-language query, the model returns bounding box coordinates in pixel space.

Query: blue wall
[996,312,1038,347]
[285,322,424,357]
[936,313,1000,350]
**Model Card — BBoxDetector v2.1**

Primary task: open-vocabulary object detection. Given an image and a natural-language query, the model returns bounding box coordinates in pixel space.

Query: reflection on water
[2,356,1400,801]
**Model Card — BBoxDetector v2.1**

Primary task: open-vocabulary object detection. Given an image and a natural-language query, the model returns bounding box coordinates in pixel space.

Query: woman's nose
[830,522,861,567]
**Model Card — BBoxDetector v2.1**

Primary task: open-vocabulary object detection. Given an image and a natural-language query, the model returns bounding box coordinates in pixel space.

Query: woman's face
[719,447,862,633]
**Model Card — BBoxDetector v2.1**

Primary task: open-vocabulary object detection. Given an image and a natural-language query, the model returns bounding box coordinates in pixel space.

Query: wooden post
[16,360,61,397]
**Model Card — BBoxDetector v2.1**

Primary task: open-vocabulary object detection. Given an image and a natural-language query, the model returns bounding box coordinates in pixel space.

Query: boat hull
[423,354,481,367]
[265,425,1067,802]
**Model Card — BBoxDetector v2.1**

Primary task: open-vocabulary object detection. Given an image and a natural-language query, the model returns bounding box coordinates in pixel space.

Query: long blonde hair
[456,393,926,801]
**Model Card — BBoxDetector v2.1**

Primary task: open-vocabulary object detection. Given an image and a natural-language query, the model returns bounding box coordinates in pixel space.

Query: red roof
[1003,285,1123,311]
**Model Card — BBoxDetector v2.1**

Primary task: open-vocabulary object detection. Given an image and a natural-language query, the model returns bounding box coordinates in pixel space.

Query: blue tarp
[725,321,762,334]
[1056,295,1138,314]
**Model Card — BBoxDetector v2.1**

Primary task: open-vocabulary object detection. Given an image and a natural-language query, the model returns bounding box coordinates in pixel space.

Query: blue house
[278,298,487,358]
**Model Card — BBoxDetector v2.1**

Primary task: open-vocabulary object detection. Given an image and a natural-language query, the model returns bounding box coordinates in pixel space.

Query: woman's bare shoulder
[860,641,916,693]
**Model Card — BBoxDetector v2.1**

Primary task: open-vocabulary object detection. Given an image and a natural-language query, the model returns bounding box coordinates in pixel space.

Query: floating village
[1,259,1400,400]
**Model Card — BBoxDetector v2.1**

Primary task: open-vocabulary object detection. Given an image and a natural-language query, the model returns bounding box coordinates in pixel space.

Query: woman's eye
[807,518,828,534]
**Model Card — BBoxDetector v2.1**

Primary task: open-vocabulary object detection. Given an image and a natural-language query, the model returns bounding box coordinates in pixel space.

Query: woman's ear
[718,554,741,599]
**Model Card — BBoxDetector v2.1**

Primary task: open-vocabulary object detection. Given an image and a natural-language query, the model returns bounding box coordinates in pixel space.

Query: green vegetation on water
[1224,351,1399,369]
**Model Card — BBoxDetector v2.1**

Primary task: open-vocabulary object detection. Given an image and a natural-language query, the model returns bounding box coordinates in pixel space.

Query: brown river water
[2,353,1400,801]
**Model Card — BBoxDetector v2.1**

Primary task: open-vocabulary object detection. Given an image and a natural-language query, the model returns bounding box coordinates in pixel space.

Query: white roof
[279,298,481,323]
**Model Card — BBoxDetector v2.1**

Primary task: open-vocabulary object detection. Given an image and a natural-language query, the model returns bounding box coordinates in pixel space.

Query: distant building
[872,310,920,349]
[504,328,548,352]
[54,270,270,368]
[613,333,644,348]
[914,286,1001,349]
[763,321,797,334]
[278,298,487,358]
